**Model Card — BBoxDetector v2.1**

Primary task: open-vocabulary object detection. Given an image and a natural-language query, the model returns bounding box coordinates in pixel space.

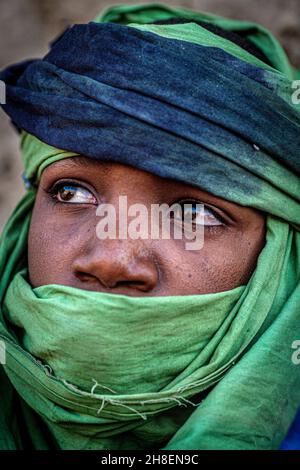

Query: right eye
[48,181,97,205]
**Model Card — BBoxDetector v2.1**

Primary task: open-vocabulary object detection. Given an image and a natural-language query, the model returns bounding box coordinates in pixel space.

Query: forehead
[40,155,197,191]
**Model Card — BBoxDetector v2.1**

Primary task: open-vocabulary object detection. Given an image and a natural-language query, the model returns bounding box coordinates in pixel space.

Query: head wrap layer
[0,2,299,451]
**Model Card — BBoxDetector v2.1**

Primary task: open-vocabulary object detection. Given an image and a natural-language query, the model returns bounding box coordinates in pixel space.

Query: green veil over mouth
[0,2,300,450]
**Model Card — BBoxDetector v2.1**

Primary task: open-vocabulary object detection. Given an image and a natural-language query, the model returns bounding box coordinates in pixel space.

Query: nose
[72,240,159,294]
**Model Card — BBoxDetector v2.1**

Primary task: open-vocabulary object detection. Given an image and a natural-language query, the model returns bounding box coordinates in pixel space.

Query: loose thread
[36,359,54,377]
[61,378,203,413]
[103,399,148,420]
[176,381,202,393]
[62,379,80,392]
[91,379,118,395]
[179,396,203,407]
[96,398,107,414]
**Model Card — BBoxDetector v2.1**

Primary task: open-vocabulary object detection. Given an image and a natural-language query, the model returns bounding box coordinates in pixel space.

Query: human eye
[171,199,226,227]
[46,179,97,205]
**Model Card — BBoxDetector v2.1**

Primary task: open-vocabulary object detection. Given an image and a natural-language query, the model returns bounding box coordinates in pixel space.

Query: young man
[0,2,299,450]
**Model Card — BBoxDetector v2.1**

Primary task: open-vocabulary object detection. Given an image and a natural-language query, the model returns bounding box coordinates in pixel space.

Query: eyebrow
[53,156,93,170]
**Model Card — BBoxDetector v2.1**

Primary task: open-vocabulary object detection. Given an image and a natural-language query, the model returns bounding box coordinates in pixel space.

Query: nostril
[74,270,156,292]
[75,271,99,283]
[115,279,149,291]
[75,270,131,289]
[73,250,159,293]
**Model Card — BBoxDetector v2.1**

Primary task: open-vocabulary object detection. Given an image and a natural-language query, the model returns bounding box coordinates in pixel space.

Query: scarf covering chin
[0,1,300,450]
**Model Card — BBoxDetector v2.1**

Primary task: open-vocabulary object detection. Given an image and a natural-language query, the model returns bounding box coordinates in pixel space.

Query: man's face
[28,156,266,297]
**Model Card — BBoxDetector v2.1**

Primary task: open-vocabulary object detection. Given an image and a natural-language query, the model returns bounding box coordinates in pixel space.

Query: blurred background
[0,0,299,230]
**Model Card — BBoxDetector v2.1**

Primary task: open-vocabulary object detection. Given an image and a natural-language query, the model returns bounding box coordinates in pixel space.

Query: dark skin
[28,156,266,297]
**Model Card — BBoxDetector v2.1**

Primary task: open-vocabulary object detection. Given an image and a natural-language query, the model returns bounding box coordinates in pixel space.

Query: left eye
[53,184,97,204]
[172,201,224,226]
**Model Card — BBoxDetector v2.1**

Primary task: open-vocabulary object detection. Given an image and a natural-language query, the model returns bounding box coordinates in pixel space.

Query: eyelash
[45,181,227,231]
[171,199,226,232]
[45,179,97,205]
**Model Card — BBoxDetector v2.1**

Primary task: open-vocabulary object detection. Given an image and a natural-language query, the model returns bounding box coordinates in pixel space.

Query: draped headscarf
[0,2,299,450]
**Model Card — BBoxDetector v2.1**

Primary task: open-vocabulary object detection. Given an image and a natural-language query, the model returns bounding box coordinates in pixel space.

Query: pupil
[60,188,75,201]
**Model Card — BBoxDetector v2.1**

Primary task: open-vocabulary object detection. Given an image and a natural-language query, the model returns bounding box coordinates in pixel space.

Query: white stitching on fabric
[91,378,118,395]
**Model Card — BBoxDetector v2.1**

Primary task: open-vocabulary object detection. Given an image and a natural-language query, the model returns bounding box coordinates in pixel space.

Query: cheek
[162,226,265,294]
[27,199,94,287]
